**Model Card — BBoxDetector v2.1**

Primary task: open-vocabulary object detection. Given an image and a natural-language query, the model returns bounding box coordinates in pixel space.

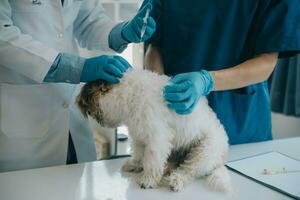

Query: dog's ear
[76,80,114,118]
[76,93,89,118]
[76,81,99,118]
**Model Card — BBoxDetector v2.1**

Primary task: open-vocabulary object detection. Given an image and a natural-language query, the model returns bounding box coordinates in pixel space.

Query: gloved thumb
[136,3,152,18]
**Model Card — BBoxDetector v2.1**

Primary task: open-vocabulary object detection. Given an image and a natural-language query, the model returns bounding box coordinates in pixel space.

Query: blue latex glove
[164,70,214,115]
[80,55,131,83]
[122,3,156,43]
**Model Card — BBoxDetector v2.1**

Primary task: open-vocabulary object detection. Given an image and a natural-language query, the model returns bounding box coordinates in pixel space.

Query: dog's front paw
[167,172,185,192]
[137,173,162,189]
[122,159,143,173]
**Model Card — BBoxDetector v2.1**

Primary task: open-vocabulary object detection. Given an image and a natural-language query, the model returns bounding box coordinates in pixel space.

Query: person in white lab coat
[0,0,156,172]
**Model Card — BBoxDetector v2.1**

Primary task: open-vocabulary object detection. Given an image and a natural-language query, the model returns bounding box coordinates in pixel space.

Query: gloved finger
[114,56,132,70]
[130,19,143,40]
[147,17,156,29]
[142,34,152,42]
[132,18,143,34]
[164,87,193,102]
[171,73,189,84]
[143,32,152,40]
[167,95,196,111]
[101,72,120,84]
[144,29,153,37]
[135,17,144,27]
[164,81,192,93]
[177,96,200,115]
[112,61,128,74]
[104,64,123,78]
[142,26,155,40]
[109,58,126,72]
[176,100,198,115]
[136,3,152,18]
[176,108,193,115]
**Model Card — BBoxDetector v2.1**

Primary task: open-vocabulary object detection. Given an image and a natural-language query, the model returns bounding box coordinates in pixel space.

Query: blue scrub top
[147,0,300,144]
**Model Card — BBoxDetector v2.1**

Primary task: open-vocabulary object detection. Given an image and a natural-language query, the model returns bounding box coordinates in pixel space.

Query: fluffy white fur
[77,68,231,192]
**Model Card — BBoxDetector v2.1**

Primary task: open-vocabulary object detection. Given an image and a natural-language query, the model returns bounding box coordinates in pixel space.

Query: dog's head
[76,80,119,128]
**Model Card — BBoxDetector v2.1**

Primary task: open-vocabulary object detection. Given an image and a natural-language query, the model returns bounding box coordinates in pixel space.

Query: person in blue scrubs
[145,0,300,144]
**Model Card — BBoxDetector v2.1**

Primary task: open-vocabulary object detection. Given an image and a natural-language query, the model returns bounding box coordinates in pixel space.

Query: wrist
[199,70,215,95]
[109,22,130,53]
[80,59,89,82]
[208,71,215,91]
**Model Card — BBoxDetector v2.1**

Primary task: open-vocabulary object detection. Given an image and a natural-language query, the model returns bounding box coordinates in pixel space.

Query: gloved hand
[164,70,214,115]
[122,3,156,43]
[80,55,131,83]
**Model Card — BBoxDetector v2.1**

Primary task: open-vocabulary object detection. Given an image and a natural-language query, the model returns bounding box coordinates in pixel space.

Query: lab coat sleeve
[43,53,85,84]
[74,0,116,51]
[0,0,59,83]
[254,0,300,58]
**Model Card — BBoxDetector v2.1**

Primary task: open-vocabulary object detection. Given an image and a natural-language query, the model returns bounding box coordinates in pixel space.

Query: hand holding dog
[164,70,214,115]
[80,55,131,83]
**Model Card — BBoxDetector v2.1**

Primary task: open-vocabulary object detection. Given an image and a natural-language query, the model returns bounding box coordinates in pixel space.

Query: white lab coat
[0,0,116,172]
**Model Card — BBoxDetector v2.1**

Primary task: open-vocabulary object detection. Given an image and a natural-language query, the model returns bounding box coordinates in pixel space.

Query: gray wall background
[272,113,300,139]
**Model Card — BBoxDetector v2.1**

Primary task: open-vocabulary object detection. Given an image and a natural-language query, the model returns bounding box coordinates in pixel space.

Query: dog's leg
[163,150,185,176]
[159,159,179,186]
[122,141,144,173]
[166,141,205,192]
[167,127,230,192]
[137,133,172,189]
[164,160,178,176]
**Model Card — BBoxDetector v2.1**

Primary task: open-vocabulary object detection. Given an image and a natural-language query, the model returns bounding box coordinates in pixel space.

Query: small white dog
[76,68,231,192]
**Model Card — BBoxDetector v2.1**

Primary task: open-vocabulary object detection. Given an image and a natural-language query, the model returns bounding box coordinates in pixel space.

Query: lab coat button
[62,102,69,109]
[58,33,64,38]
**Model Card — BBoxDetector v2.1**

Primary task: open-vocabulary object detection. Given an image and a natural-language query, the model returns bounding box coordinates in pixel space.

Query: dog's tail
[205,166,232,194]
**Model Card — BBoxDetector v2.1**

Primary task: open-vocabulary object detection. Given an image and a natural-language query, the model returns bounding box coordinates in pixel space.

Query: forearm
[211,53,278,91]
[145,46,278,91]
[145,44,164,75]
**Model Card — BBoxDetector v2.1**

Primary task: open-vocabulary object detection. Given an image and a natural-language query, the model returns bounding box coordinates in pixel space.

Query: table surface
[0,137,299,200]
